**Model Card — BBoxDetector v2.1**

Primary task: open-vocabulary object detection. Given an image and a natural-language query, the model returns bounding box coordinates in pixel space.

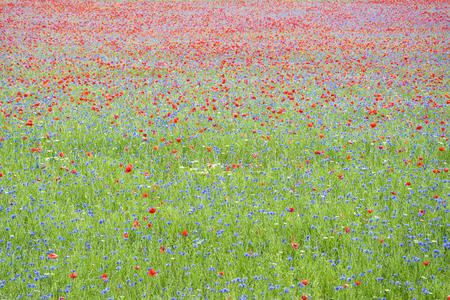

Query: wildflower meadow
[0,0,448,299]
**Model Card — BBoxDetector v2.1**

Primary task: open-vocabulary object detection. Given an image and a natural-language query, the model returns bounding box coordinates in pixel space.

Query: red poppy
[148,269,157,276]
[301,296,307,300]
[355,280,360,285]
[101,273,108,281]
[160,246,165,253]
[218,272,223,276]
[123,233,129,239]
[439,147,445,151]
[368,209,373,213]
[302,280,308,286]
[370,123,376,128]
[423,261,429,266]
[182,230,188,237]
[70,272,77,279]
[59,152,64,157]
[345,227,350,233]
[142,193,148,198]
[48,253,58,259]
[149,208,156,214]
[289,208,294,212]
[125,164,133,173]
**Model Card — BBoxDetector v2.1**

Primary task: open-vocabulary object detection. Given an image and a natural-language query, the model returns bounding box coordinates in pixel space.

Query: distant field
[0,0,448,299]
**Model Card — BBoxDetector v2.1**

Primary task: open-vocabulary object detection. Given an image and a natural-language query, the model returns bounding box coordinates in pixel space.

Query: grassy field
[0,0,448,299]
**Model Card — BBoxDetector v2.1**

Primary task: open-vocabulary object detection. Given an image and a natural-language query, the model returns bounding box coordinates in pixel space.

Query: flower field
[0,0,448,299]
